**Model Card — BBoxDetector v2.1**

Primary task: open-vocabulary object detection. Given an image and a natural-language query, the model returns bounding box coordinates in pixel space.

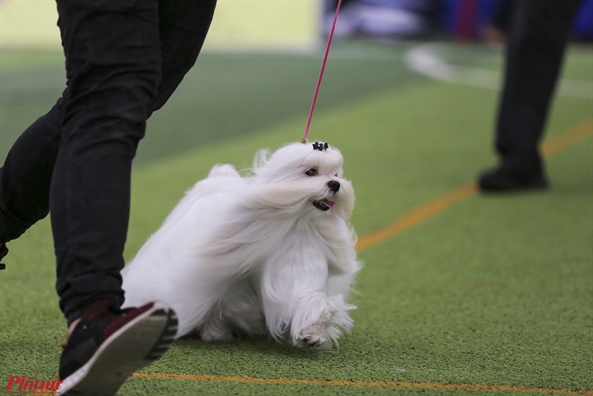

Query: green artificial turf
[0,42,591,395]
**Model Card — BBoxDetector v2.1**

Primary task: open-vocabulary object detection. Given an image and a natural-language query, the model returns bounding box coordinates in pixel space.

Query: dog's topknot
[312,142,329,151]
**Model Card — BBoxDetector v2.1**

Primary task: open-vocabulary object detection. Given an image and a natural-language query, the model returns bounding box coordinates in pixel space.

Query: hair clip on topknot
[312,142,329,151]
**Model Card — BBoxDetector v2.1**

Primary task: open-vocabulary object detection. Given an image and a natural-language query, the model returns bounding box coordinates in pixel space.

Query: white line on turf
[404,42,593,99]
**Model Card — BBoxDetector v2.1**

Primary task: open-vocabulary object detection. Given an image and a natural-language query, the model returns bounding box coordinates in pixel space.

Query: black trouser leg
[0,0,216,324]
[495,0,583,174]
[0,99,63,245]
[53,0,164,322]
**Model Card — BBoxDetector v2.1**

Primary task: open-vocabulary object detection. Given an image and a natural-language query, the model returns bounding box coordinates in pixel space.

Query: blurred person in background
[324,0,439,39]
[478,0,585,192]
[481,0,513,45]
[323,0,585,192]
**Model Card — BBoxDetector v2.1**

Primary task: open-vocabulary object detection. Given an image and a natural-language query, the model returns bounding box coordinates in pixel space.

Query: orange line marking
[356,120,593,253]
[132,372,593,395]
[541,120,593,157]
[356,182,476,252]
[131,120,593,394]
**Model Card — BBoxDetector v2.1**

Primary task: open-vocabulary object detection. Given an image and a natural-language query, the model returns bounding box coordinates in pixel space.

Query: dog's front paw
[296,324,328,348]
[297,335,326,348]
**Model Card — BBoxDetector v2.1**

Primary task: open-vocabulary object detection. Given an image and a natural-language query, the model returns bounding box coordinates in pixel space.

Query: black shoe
[58,299,178,396]
[0,244,7,270]
[478,157,549,193]
[478,168,549,192]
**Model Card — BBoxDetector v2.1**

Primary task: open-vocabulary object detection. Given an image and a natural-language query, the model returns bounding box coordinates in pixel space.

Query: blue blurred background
[322,0,593,42]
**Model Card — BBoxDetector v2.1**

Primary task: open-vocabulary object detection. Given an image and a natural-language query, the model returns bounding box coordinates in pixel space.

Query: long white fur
[122,142,360,348]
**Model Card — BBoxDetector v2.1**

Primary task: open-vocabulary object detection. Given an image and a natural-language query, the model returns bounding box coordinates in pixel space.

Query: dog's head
[250,142,354,219]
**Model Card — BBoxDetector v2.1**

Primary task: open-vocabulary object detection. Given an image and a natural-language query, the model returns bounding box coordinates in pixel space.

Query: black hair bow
[312,142,329,151]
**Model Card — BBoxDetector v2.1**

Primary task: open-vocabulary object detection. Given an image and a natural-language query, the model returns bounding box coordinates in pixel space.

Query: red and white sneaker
[58,299,177,396]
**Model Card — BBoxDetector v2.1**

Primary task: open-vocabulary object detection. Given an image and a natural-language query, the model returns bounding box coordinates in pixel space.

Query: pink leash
[301,0,343,144]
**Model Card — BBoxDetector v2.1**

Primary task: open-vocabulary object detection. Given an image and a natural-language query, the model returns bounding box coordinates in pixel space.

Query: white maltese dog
[122,141,360,349]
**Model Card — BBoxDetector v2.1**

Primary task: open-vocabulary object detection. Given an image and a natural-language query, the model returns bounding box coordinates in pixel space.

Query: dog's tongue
[320,199,335,209]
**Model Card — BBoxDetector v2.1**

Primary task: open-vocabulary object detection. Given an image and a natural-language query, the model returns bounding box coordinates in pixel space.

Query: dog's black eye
[305,168,318,176]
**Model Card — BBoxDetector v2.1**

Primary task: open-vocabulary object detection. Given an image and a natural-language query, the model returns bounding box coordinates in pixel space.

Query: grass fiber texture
[0,42,591,395]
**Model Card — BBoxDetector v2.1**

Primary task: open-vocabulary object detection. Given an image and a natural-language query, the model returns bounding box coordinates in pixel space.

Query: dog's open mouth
[313,199,336,211]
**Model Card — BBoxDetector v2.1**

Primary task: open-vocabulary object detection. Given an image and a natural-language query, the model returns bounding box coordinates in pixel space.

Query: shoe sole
[58,301,178,396]
[479,181,549,193]
[478,172,549,193]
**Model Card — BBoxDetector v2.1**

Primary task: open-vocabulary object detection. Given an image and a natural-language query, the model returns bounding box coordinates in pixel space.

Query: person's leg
[54,0,179,393]
[0,0,217,272]
[55,0,217,323]
[0,101,62,243]
[2,1,217,390]
[152,0,217,112]
[0,99,64,268]
[57,4,218,394]
[479,0,583,192]
[52,0,164,324]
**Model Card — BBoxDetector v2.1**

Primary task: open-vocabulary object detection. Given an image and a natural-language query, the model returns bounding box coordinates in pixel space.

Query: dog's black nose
[327,180,340,193]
